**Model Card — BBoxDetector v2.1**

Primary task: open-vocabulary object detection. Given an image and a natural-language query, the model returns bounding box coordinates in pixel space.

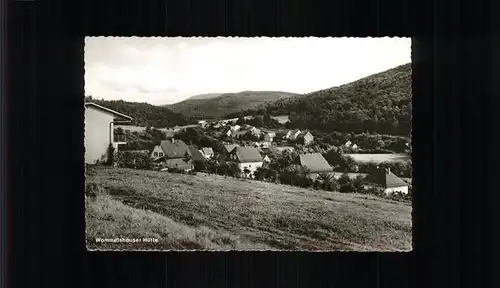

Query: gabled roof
[187,146,206,162]
[232,146,263,163]
[299,153,333,173]
[159,139,189,158]
[363,168,408,188]
[85,102,133,121]
[224,144,239,153]
[201,147,214,156]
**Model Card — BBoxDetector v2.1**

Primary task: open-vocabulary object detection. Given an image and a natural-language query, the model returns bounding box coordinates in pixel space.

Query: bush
[168,167,186,174]
[85,183,105,199]
[193,160,207,172]
[254,167,279,182]
[106,144,115,166]
[115,151,154,170]
[279,170,313,188]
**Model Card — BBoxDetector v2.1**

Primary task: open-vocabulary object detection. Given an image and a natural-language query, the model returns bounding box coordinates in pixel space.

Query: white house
[263,155,271,164]
[263,132,276,142]
[344,141,352,148]
[230,125,241,132]
[352,144,359,150]
[197,120,208,128]
[363,167,409,195]
[84,102,133,164]
[200,147,214,159]
[297,131,314,146]
[226,146,263,178]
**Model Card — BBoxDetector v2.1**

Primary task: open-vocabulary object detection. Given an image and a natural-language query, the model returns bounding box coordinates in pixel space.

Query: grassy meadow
[85,166,412,251]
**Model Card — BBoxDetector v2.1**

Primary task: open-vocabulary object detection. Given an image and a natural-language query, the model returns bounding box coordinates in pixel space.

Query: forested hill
[165,91,299,120]
[85,96,190,128]
[228,63,412,136]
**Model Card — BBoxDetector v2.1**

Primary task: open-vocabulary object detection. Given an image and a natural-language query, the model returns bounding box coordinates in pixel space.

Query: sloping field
[85,167,412,251]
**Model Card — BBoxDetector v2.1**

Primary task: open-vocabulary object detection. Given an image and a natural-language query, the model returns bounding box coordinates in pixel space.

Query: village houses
[84,102,133,164]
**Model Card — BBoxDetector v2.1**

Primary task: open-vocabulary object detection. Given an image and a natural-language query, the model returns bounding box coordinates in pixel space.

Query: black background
[4,0,498,287]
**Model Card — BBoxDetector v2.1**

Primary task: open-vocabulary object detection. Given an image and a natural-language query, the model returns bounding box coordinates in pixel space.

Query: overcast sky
[85,37,411,105]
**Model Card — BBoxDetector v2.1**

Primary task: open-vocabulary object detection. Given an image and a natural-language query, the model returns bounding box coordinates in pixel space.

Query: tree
[183,151,192,163]
[235,117,246,126]
[106,144,115,166]
[318,172,338,191]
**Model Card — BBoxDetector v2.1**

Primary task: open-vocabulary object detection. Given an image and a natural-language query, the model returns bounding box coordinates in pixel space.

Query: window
[154,152,158,157]
[159,152,163,157]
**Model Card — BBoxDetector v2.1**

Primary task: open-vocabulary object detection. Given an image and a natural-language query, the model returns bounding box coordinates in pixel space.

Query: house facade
[263,132,276,142]
[84,102,132,164]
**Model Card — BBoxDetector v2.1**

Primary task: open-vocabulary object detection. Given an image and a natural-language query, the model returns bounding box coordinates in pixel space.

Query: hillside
[165,91,300,120]
[233,63,412,136]
[186,93,223,100]
[86,167,412,251]
[85,96,190,128]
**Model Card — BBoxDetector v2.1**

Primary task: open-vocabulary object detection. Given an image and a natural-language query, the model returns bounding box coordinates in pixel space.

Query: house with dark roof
[84,102,133,164]
[150,139,198,171]
[226,146,263,177]
[363,167,409,195]
[151,138,190,160]
[187,146,206,162]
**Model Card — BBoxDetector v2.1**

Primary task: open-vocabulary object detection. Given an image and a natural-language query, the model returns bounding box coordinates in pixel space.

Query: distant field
[271,115,290,124]
[346,153,410,163]
[86,167,412,251]
[115,125,147,132]
[330,171,411,185]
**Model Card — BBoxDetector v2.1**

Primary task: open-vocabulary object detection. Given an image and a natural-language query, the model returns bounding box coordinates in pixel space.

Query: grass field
[85,166,412,251]
[346,153,410,163]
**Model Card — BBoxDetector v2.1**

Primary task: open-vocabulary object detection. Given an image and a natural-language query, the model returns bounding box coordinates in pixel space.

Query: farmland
[346,153,410,164]
[86,166,412,251]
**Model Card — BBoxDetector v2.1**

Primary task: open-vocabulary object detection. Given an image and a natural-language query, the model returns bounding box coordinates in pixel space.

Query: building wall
[84,107,115,164]
[150,145,164,160]
[384,186,409,195]
[303,134,314,145]
[238,161,263,177]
